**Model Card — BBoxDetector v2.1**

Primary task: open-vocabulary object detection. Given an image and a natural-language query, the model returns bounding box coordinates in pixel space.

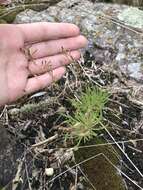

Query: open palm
[0,23,87,105]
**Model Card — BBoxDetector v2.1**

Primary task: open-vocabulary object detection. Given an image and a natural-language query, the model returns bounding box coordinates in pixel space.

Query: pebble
[45,168,54,176]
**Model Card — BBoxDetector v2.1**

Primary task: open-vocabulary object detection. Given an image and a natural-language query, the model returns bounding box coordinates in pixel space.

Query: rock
[14,9,55,23]
[118,7,143,29]
[14,0,143,82]
[0,0,62,23]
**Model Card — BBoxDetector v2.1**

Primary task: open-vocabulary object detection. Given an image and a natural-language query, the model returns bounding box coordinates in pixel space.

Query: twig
[0,105,7,118]
[12,159,23,190]
[77,166,96,190]
[101,14,143,36]
[25,160,32,190]
[31,134,58,148]
[102,123,143,178]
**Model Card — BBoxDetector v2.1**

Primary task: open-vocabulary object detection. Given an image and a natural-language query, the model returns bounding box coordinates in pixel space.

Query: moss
[9,99,54,118]
[75,139,126,190]
[8,97,66,119]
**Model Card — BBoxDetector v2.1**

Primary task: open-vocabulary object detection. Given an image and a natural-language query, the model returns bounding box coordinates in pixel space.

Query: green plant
[65,87,110,145]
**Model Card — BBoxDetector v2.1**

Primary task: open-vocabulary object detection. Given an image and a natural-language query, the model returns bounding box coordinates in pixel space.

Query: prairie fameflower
[65,87,109,145]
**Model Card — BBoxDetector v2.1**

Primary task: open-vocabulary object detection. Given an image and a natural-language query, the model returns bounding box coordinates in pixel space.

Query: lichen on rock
[118,7,143,29]
[14,0,143,82]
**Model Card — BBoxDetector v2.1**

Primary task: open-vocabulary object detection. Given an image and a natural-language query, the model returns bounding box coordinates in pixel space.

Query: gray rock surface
[15,0,143,82]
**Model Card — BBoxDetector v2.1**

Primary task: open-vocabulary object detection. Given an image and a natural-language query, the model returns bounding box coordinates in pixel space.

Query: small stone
[45,168,54,176]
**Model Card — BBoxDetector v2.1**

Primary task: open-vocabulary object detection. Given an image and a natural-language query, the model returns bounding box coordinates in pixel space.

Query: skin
[0,23,87,106]
[0,0,11,4]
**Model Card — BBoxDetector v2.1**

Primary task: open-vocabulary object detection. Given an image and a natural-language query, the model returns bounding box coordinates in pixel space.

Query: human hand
[0,23,87,106]
[0,0,11,5]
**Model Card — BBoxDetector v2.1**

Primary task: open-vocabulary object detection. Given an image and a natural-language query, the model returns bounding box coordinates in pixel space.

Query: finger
[28,50,80,75]
[25,67,66,94]
[27,35,87,59]
[18,22,80,43]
